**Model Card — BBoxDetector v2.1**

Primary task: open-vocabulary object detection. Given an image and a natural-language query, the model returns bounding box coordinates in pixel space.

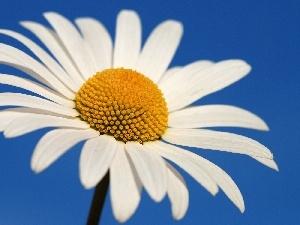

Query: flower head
[0,10,277,222]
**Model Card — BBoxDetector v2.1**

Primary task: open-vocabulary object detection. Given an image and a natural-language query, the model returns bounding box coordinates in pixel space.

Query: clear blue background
[0,0,299,224]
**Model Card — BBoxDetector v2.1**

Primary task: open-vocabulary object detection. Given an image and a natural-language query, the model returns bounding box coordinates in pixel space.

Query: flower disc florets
[75,68,168,143]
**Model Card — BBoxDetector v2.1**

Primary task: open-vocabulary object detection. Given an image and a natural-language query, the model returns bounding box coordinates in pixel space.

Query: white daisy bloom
[0,10,278,222]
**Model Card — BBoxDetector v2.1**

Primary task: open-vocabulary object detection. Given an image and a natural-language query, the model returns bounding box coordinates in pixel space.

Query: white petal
[0,43,74,98]
[125,141,168,202]
[113,10,141,68]
[0,29,80,92]
[0,93,78,117]
[0,74,75,107]
[4,114,89,138]
[79,135,118,189]
[158,66,182,86]
[151,141,244,212]
[148,141,218,195]
[31,128,99,173]
[20,21,85,85]
[0,107,71,131]
[163,128,274,159]
[75,17,113,71]
[44,12,95,79]
[0,47,50,87]
[136,20,183,83]
[169,105,269,131]
[0,110,30,131]
[168,60,251,112]
[194,155,245,212]
[166,162,189,220]
[110,142,142,223]
[251,156,279,171]
[160,60,214,101]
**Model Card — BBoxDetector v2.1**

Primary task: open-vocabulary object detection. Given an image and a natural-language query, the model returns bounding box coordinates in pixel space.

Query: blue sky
[0,0,299,224]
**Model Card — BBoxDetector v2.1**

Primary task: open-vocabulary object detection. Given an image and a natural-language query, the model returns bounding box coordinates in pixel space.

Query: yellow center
[75,68,168,144]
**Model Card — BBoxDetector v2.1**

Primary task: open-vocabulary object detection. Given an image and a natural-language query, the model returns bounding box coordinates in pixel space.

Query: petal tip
[119,9,139,16]
[43,11,55,17]
[148,188,167,203]
[256,119,270,131]
[43,11,58,16]
[165,20,183,34]
[43,12,64,21]
[262,122,270,131]
[3,131,13,138]
[272,161,279,172]
[80,171,98,189]
[245,61,252,72]
[115,214,130,223]
[31,164,42,174]
[80,176,97,190]
[240,206,245,213]
[228,59,252,74]
[152,194,165,203]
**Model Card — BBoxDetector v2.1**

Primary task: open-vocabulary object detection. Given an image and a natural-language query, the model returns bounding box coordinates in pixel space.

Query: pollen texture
[75,68,168,143]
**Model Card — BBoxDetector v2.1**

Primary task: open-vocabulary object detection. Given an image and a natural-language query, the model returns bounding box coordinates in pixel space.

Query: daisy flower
[0,10,277,222]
